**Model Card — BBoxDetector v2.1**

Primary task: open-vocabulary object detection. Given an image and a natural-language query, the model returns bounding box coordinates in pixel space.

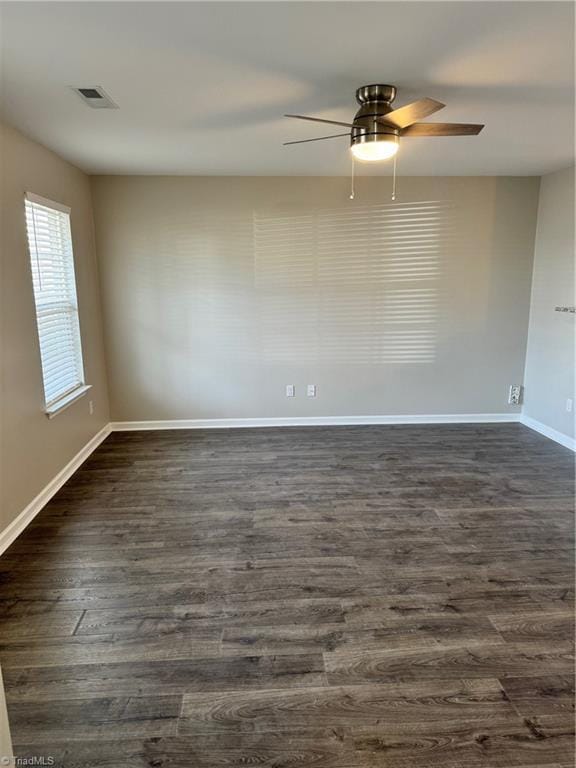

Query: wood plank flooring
[0,423,574,767]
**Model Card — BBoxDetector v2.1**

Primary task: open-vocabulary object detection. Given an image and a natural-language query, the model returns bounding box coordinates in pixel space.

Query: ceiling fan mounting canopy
[355,84,397,106]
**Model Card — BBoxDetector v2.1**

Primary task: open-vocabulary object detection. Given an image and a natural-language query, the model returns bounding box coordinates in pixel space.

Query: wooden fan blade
[402,123,484,136]
[284,114,357,129]
[284,133,350,145]
[378,98,445,129]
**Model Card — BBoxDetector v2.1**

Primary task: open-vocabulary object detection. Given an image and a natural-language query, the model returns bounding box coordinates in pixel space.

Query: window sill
[45,385,92,419]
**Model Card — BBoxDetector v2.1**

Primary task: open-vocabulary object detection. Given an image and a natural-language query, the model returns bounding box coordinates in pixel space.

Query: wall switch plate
[508,385,522,405]
[89,400,94,415]
[285,384,295,398]
[567,398,573,413]
[307,384,316,397]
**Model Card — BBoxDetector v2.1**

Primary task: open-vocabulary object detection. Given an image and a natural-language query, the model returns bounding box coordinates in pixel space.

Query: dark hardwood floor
[0,423,574,767]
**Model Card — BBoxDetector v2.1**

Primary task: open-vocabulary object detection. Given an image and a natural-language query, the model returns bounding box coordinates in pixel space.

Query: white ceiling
[1,1,574,176]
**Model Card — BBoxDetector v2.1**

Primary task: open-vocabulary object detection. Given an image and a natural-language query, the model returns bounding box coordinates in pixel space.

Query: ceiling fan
[284,84,484,162]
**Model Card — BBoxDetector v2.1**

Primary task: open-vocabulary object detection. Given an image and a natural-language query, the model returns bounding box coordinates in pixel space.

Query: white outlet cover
[286,385,295,398]
[307,384,316,397]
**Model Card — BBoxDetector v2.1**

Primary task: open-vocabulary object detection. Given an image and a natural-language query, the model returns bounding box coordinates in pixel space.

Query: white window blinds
[24,193,85,409]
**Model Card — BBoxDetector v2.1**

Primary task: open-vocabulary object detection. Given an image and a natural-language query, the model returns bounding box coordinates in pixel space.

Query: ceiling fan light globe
[351,136,399,162]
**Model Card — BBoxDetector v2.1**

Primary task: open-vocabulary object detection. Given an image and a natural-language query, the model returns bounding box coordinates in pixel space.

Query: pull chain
[391,152,397,201]
[349,155,355,200]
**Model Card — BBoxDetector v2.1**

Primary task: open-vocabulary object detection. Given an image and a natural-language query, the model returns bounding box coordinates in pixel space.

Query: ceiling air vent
[72,86,118,109]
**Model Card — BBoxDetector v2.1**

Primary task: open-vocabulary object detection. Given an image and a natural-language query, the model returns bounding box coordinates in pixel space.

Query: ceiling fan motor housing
[352,84,399,150]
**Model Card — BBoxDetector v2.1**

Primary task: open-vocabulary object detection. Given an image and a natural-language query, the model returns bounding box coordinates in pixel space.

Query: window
[24,193,88,415]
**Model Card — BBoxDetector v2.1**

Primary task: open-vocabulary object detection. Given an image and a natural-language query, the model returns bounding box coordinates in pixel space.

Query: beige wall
[1,123,110,532]
[0,665,12,761]
[524,166,575,439]
[92,175,539,422]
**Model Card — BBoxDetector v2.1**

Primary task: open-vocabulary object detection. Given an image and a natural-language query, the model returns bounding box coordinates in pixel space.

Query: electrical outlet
[307,384,316,397]
[285,384,295,398]
[88,400,94,415]
[508,385,522,405]
[566,398,573,413]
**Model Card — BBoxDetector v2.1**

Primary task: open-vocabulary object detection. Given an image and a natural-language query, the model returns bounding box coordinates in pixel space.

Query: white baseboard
[520,414,576,452]
[111,413,521,431]
[0,424,112,557]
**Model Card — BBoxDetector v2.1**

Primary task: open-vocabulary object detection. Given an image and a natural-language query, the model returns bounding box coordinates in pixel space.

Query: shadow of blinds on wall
[254,201,452,363]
